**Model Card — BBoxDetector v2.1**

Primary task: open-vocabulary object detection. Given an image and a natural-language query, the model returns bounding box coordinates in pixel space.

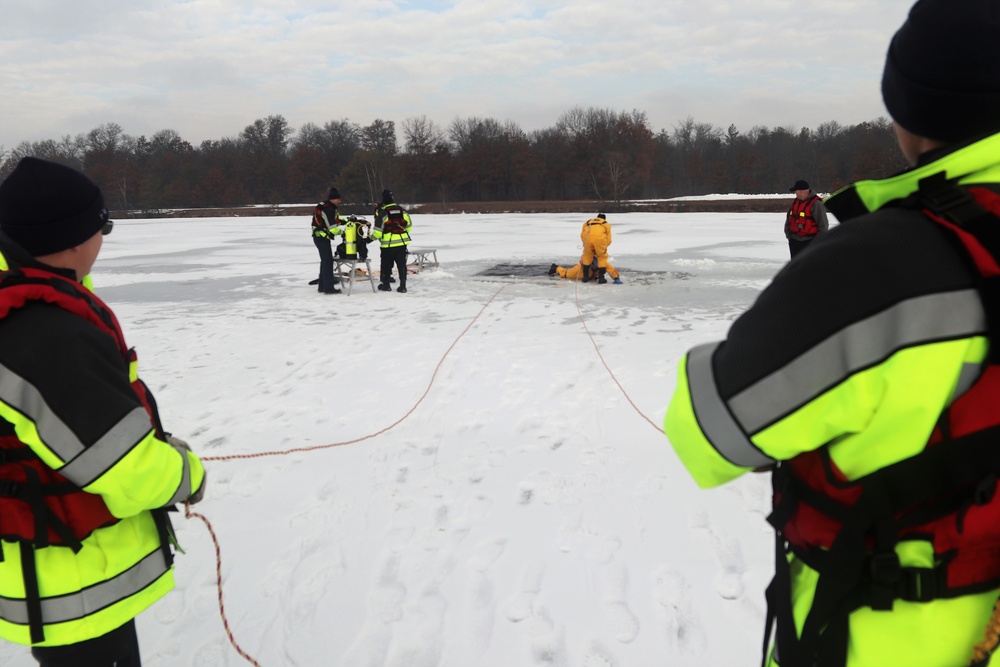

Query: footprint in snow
[504,561,544,623]
[526,605,569,667]
[600,563,640,644]
[464,536,507,653]
[652,567,707,654]
[581,641,619,667]
[370,553,408,624]
[385,586,447,667]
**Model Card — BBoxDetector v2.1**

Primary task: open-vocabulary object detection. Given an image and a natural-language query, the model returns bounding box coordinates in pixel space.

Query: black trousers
[314,236,335,292]
[31,619,141,667]
[788,238,813,258]
[380,245,408,287]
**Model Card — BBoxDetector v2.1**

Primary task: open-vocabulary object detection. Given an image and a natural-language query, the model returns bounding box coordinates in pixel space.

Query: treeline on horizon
[0,108,908,213]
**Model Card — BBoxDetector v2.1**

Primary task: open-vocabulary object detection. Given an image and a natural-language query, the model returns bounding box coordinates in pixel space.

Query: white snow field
[0,210,800,667]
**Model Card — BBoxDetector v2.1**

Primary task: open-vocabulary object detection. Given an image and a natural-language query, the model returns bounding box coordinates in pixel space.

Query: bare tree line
[0,109,907,214]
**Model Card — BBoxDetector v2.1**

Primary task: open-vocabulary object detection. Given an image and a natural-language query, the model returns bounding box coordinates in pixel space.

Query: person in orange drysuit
[547,259,622,283]
[580,213,612,283]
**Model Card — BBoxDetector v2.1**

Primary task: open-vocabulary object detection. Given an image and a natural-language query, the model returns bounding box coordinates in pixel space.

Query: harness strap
[762,526,799,667]
[2,444,91,551]
[915,174,1000,361]
[152,508,175,569]
[767,420,1000,666]
[16,466,84,552]
[19,540,44,643]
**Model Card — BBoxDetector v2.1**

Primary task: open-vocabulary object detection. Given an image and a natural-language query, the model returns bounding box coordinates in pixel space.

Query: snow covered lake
[1,210,796,666]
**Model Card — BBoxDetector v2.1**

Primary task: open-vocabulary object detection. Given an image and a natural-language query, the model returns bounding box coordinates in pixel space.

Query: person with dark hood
[664,1,1000,665]
[784,179,829,258]
[0,157,206,665]
[311,187,344,294]
[372,189,412,293]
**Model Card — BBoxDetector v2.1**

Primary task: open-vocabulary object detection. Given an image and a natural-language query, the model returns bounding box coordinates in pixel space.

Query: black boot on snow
[581,265,591,283]
[378,283,392,292]
[547,263,558,276]
[597,268,607,284]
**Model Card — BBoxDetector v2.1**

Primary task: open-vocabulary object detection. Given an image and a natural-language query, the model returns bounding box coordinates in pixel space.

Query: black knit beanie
[381,189,394,205]
[0,157,109,256]
[327,187,341,201]
[881,0,1000,143]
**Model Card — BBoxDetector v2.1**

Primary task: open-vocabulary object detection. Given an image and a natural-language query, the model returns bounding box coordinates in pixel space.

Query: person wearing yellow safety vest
[784,179,829,259]
[372,189,412,294]
[0,157,206,667]
[580,213,612,283]
[311,187,345,294]
[664,2,1000,666]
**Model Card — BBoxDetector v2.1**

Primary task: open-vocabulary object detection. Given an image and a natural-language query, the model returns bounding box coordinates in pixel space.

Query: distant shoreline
[110,197,792,219]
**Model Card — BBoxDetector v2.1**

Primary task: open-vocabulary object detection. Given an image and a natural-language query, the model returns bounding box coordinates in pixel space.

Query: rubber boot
[597,268,607,284]
[547,263,558,276]
[581,264,591,283]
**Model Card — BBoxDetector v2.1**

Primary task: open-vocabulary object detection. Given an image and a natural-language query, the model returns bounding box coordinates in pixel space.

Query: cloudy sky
[1,0,913,150]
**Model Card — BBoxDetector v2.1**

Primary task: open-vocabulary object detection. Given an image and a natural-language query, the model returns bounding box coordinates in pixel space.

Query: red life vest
[0,267,163,551]
[786,195,821,238]
[382,205,408,235]
[765,182,1000,667]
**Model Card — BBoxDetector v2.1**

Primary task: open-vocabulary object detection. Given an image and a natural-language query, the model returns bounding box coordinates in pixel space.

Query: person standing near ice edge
[0,157,206,666]
[663,1,1000,666]
[580,213,612,283]
[784,179,829,258]
[312,187,344,294]
[373,189,412,293]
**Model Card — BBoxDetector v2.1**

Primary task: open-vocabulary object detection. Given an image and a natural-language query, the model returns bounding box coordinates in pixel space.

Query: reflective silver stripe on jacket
[0,365,79,457]
[58,408,153,487]
[0,366,153,483]
[0,548,168,625]
[686,342,776,468]
[164,441,193,506]
[685,289,986,468]
[728,289,986,434]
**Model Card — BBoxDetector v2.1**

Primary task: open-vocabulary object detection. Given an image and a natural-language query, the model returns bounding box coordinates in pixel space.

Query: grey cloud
[2,0,914,148]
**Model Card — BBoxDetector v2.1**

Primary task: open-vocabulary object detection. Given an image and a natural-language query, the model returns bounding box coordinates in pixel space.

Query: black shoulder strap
[913,173,1000,358]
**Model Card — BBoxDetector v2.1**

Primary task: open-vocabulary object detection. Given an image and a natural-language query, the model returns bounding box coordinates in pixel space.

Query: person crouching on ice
[547,259,622,284]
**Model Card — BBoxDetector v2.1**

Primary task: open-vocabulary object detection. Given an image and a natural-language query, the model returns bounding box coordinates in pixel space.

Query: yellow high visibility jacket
[0,241,205,647]
[312,200,345,240]
[664,131,1000,667]
[372,202,412,248]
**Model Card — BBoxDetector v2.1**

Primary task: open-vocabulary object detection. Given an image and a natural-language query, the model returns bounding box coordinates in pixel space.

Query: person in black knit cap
[664,1,1000,666]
